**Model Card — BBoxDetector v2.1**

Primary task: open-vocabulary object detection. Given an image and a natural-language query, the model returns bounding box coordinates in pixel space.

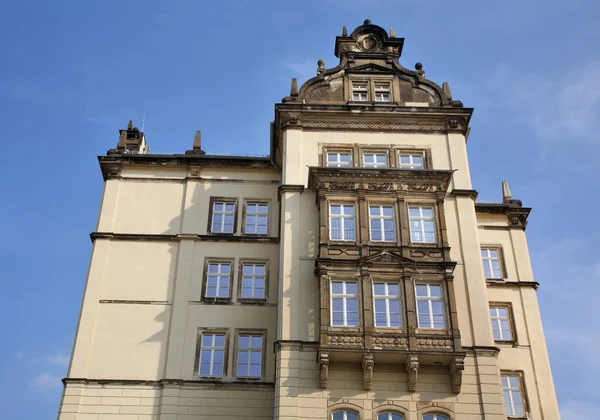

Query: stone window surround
[480,245,507,280]
[201,257,270,305]
[193,327,230,380]
[321,273,452,335]
[328,402,363,420]
[372,279,404,328]
[320,143,433,169]
[242,200,271,236]
[489,301,518,345]
[207,196,239,235]
[346,75,397,104]
[323,195,443,249]
[326,403,456,420]
[500,370,530,419]
[232,329,267,381]
[237,259,269,304]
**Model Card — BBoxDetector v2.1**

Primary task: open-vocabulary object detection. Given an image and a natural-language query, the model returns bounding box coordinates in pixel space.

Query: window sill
[415,328,449,335]
[195,376,225,382]
[238,298,268,305]
[235,377,262,382]
[201,297,232,305]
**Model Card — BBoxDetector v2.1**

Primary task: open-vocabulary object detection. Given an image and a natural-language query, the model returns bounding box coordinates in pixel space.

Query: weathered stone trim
[486,280,540,290]
[62,377,275,389]
[449,189,478,199]
[277,184,305,199]
[98,300,171,305]
[90,232,280,244]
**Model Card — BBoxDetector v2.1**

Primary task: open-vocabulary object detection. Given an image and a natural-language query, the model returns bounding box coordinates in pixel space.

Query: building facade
[57,21,559,420]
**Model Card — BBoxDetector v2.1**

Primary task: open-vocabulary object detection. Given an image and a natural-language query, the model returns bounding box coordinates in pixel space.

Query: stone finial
[502,180,512,202]
[193,130,201,150]
[442,82,453,100]
[317,59,326,75]
[364,19,372,25]
[415,62,425,76]
[290,78,299,96]
[117,130,127,150]
[342,26,348,36]
[390,27,396,38]
[127,119,133,130]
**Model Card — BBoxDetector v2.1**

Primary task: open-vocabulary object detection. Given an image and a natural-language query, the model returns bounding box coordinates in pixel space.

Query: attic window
[374,82,391,102]
[352,82,368,101]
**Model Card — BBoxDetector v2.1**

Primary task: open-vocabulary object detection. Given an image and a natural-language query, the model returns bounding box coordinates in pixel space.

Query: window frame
[238,260,269,303]
[207,197,238,234]
[368,204,396,242]
[332,410,360,420]
[234,330,266,381]
[201,259,235,303]
[481,246,505,280]
[325,149,354,167]
[351,80,369,102]
[398,152,425,169]
[362,151,389,168]
[194,328,229,379]
[415,282,446,330]
[489,302,516,343]
[422,414,450,420]
[373,81,392,103]
[501,371,529,418]
[408,205,438,244]
[330,280,360,327]
[329,203,357,242]
[372,281,403,328]
[395,148,432,169]
[243,201,270,236]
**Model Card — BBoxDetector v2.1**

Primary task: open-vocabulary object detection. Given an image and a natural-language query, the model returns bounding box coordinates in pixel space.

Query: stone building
[57,21,559,420]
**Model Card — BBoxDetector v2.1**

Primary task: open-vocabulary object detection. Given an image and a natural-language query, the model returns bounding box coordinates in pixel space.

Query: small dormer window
[374,82,391,102]
[352,82,369,101]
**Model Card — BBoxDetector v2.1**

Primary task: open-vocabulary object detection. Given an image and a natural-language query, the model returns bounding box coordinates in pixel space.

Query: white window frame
[352,81,369,101]
[198,333,226,377]
[326,151,352,167]
[415,283,445,329]
[490,305,513,341]
[409,206,437,243]
[245,202,269,235]
[332,411,359,420]
[481,248,503,279]
[377,413,404,420]
[423,415,448,420]
[363,152,388,168]
[329,204,356,241]
[330,280,359,327]
[236,334,263,379]
[241,263,266,300]
[373,282,402,328]
[374,82,392,102]
[369,205,396,242]
[205,262,231,298]
[398,153,424,169]
[211,201,235,233]
[502,374,525,417]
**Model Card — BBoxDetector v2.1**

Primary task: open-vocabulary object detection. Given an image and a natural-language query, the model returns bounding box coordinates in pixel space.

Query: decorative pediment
[360,251,415,266]
[346,63,396,74]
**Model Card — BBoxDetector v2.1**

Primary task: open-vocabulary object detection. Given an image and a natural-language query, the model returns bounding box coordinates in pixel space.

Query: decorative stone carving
[372,336,408,349]
[361,251,415,266]
[319,351,329,389]
[327,335,363,346]
[368,182,394,190]
[415,337,453,350]
[406,354,419,392]
[103,164,122,179]
[189,166,201,177]
[329,181,355,190]
[362,353,374,390]
[451,356,465,394]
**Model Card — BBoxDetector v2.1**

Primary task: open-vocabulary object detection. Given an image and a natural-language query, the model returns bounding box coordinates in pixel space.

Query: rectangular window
[481,248,503,279]
[415,283,445,329]
[327,151,352,167]
[211,201,235,233]
[205,262,231,298]
[236,334,263,378]
[373,282,402,327]
[502,374,526,417]
[363,152,387,168]
[490,305,513,341]
[369,205,396,242]
[198,333,226,377]
[240,263,266,300]
[331,280,359,326]
[399,153,424,169]
[374,82,391,102]
[245,202,268,235]
[409,206,436,243]
[329,204,356,241]
[352,81,368,101]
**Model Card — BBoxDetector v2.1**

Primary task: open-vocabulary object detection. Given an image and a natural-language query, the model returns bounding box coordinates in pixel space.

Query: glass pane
[239,336,249,348]
[200,351,212,363]
[225,203,235,212]
[212,363,223,376]
[199,362,211,375]
[218,286,229,297]
[508,376,519,388]
[369,206,380,216]
[375,313,387,326]
[238,351,248,363]
[242,287,253,298]
[498,308,508,317]
[390,315,402,327]
[382,206,393,216]
[346,298,358,311]
[251,336,262,348]
[416,285,428,296]
[330,205,341,215]
[340,153,350,163]
[400,155,410,164]
[343,205,355,215]
[332,312,344,325]
[237,362,247,376]
[213,350,224,362]
[389,300,400,313]
[493,329,501,340]
[417,301,429,313]
[332,298,343,311]
[202,335,214,346]
[333,412,345,420]
[364,154,375,164]
[250,351,261,363]
[513,402,524,416]
[346,413,358,420]
[331,282,343,294]
[249,364,261,377]
[345,282,358,295]
[422,207,433,218]
[214,335,225,347]
[501,376,509,388]
[409,207,420,217]
[214,203,223,212]
[387,284,399,295]
[413,155,423,165]
[431,301,444,314]
[418,314,430,326]
[429,285,442,297]
[373,283,386,295]
[347,312,359,326]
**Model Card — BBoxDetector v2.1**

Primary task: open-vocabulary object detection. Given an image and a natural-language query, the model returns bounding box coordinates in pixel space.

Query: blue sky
[1,0,598,418]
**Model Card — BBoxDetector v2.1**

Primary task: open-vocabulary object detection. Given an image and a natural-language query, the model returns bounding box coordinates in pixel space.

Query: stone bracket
[362,353,374,390]
[406,354,419,392]
[450,355,465,394]
[318,351,329,389]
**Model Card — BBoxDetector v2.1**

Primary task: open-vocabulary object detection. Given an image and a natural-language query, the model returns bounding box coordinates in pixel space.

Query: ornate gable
[360,251,415,267]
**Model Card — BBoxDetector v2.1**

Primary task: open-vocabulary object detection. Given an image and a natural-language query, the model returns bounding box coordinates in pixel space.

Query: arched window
[378,413,404,420]
[423,414,448,420]
[332,410,359,420]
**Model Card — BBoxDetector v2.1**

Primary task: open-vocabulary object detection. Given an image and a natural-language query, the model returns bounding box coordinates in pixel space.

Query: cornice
[278,184,305,199]
[449,189,478,199]
[62,378,275,389]
[486,280,539,290]
[90,232,279,244]
[308,167,454,193]
[475,203,532,229]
